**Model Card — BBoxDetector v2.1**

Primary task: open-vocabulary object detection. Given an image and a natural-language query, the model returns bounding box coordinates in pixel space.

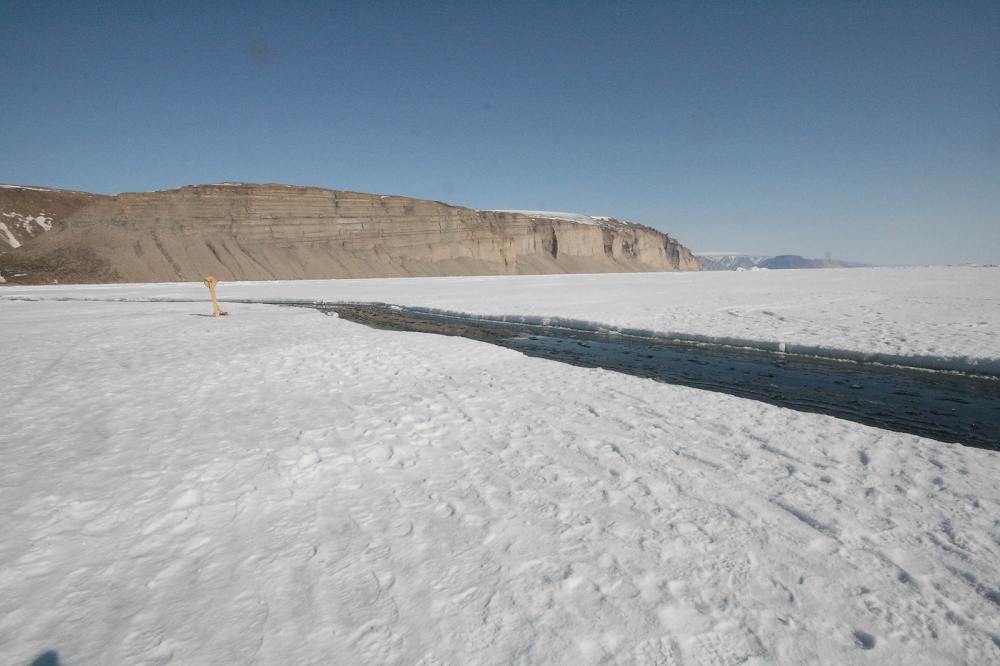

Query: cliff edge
[1,183,700,284]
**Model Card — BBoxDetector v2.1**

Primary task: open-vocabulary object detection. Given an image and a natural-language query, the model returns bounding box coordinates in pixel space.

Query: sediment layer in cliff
[1,183,700,284]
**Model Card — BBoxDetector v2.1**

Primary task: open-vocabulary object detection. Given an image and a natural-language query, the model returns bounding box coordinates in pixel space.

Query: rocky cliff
[0,185,105,250]
[1,183,700,284]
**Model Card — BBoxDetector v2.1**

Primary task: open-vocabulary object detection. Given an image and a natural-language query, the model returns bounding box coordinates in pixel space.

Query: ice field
[2,267,998,664]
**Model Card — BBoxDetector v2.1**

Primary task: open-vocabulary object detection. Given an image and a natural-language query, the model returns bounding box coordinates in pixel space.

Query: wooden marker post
[202,276,228,316]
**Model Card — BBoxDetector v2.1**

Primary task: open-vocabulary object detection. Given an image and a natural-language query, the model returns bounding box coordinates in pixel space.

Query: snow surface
[4,267,998,374]
[485,210,616,226]
[0,184,55,192]
[2,295,998,665]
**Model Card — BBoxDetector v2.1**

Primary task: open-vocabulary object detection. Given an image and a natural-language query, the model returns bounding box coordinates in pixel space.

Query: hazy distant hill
[697,253,867,271]
[695,253,770,271]
[0,183,700,284]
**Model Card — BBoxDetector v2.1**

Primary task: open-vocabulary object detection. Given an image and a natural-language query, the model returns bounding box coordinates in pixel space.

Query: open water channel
[309,303,1000,451]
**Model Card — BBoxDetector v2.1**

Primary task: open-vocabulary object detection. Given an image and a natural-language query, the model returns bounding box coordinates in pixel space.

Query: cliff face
[2,183,699,284]
[0,185,105,251]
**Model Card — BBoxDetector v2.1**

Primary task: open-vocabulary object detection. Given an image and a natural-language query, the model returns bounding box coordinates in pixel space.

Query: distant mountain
[695,253,771,271]
[697,253,868,271]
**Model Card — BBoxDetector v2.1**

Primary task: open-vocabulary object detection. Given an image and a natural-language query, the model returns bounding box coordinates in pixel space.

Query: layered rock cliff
[1,183,700,284]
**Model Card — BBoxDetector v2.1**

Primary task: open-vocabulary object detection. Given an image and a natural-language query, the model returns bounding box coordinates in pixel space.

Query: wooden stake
[202,276,228,316]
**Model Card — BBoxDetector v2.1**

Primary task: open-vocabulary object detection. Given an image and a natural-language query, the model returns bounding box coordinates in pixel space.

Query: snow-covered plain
[2,268,999,664]
[4,267,999,373]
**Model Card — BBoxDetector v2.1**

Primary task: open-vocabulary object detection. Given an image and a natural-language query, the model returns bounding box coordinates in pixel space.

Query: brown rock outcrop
[1,183,700,284]
[0,185,105,250]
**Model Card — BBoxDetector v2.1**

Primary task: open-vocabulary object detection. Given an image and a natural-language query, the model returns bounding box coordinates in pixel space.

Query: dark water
[317,304,1000,451]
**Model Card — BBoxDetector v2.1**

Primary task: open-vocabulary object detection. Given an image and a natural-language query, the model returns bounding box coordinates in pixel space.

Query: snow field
[4,266,998,374]
[1,298,998,664]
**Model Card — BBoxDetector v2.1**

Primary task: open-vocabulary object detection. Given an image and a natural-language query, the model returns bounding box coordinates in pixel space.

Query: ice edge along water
[2,267,994,373]
[328,301,1000,377]
[3,293,998,377]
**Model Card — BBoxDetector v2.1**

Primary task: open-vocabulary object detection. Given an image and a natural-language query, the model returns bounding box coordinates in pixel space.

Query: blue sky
[2,1,997,264]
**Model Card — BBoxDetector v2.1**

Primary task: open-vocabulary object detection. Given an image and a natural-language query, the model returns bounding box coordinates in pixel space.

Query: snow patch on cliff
[0,222,20,248]
[0,184,56,192]
[486,210,624,227]
[4,211,52,232]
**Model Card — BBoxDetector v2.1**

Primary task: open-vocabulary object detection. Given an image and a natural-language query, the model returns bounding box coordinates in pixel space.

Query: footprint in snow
[297,425,345,450]
[388,518,413,537]
[275,445,323,470]
[686,627,768,665]
[434,502,456,518]
[171,488,202,510]
[364,444,394,463]
[853,630,876,650]
[633,636,683,665]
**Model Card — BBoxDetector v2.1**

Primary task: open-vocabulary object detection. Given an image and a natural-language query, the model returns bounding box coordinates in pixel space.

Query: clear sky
[2,1,997,264]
